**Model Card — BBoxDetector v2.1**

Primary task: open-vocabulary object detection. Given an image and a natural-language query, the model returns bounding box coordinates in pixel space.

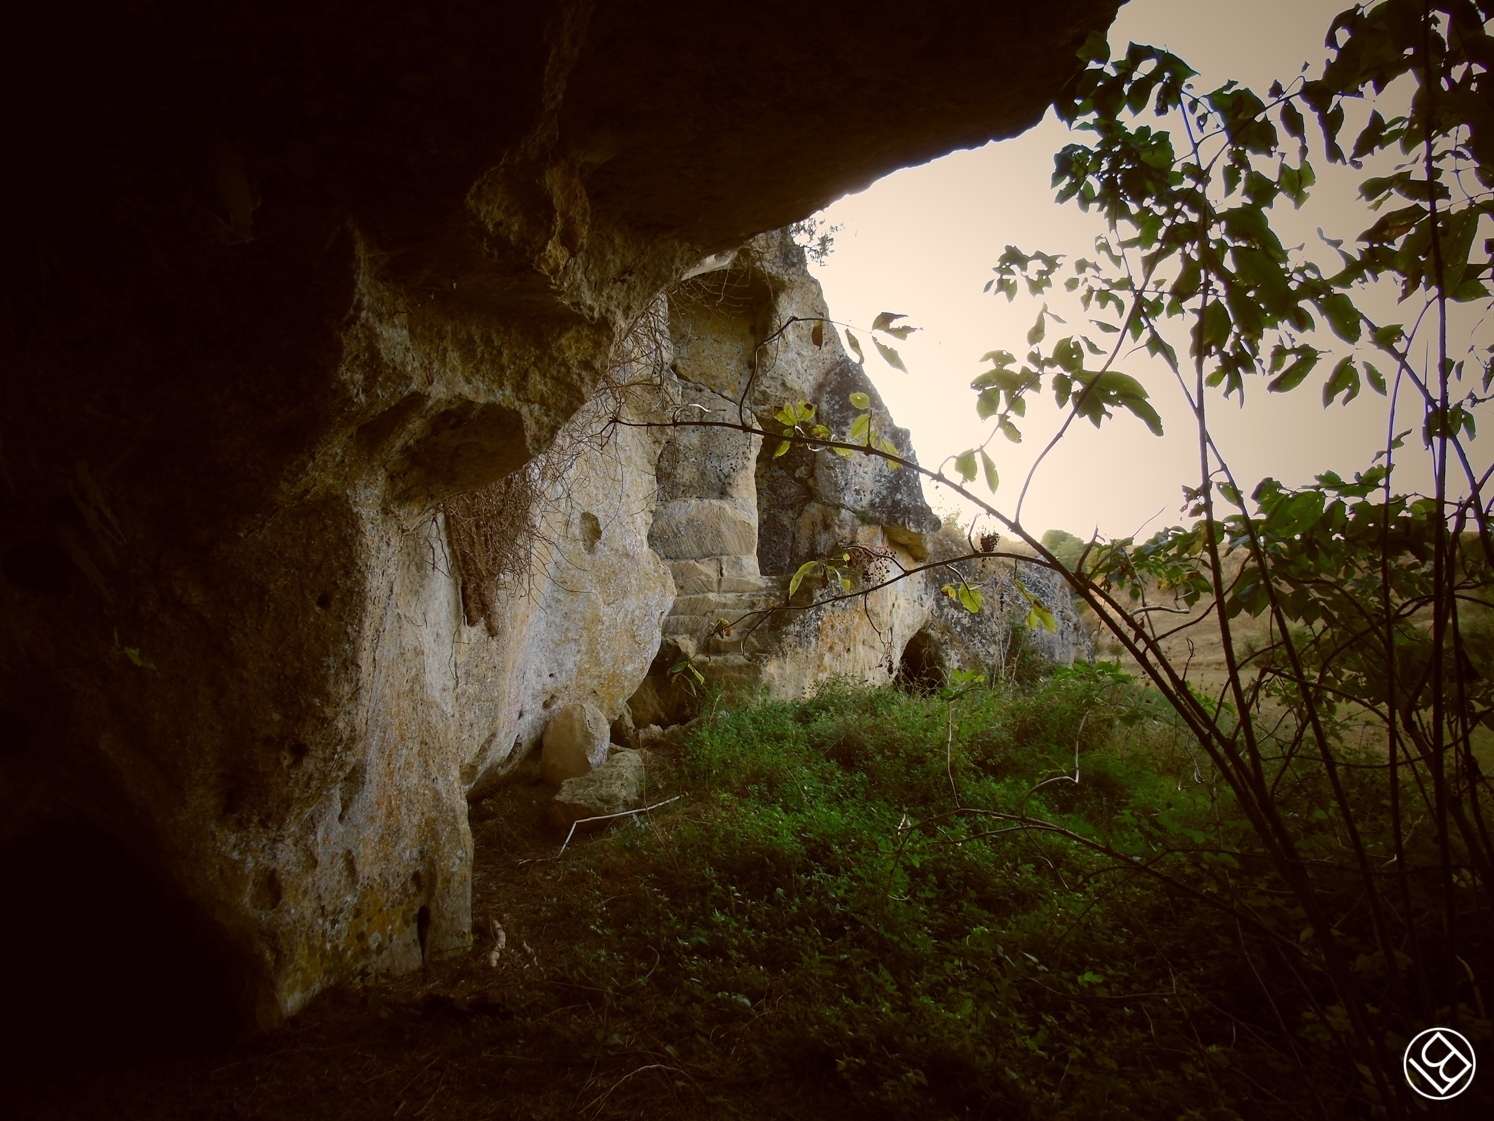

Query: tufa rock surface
[621,231,1091,727]
[549,749,647,832]
[0,0,1119,1030]
[540,702,611,787]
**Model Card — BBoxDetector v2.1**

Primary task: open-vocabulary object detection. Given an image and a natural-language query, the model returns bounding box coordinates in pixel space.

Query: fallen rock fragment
[550,749,646,831]
[540,702,610,786]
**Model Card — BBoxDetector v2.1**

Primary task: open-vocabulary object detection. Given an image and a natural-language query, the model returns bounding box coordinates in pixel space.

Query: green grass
[523,669,1366,1119]
[29,669,1486,1119]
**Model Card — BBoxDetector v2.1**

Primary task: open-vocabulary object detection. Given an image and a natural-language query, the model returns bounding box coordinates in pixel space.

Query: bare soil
[3,777,830,1121]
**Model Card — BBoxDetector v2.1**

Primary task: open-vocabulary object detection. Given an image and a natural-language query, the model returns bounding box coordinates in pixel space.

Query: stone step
[666,557,769,595]
[669,591,780,617]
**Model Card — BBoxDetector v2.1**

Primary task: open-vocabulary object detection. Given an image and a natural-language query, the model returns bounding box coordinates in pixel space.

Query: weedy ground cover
[484,671,1488,1118]
[535,674,1400,1120]
[13,673,1487,1120]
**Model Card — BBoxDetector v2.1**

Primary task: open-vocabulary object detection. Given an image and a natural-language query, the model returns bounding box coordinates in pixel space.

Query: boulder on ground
[540,703,610,786]
[550,750,646,831]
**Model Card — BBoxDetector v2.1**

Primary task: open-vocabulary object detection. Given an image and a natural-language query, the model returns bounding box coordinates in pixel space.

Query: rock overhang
[0,0,1122,1035]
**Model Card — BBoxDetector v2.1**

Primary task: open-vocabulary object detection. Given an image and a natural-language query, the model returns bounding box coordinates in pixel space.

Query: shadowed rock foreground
[0,0,1117,1051]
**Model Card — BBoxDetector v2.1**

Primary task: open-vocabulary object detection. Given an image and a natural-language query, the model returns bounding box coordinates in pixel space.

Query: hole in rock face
[416,904,432,963]
[338,761,364,824]
[254,868,283,911]
[315,590,333,609]
[0,822,243,1070]
[3,539,73,596]
[579,511,601,553]
[896,629,947,695]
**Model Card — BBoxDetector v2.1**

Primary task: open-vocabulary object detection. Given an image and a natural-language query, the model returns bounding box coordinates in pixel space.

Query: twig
[585,1063,687,1116]
[553,796,684,859]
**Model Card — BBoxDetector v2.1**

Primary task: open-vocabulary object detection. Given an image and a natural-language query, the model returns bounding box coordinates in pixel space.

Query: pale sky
[814,0,1490,540]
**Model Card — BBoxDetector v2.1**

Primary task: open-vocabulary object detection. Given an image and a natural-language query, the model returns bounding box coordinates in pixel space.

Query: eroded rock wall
[623,233,1089,728]
[0,0,1119,1029]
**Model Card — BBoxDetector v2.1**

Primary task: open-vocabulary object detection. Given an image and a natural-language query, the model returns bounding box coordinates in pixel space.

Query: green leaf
[788,561,817,597]
[773,439,791,457]
[1145,331,1179,372]
[1370,324,1403,350]
[1351,109,1387,160]
[1025,604,1057,632]
[850,413,871,441]
[959,583,982,613]
[1171,256,1202,302]
[943,582,983,614]
[1051,336,1084,372]
[872,338,907,372]
[1278,161,1314,207]
[1317,293,1362,343]
[1450,279,1490,303]
[1268,349,1320,393]
[1281,100,1306,143]
[1199,300,1232,351]
[954,449,978,483]
[1364,361,1387,395]
[1322,355,1359,406]
[774,405,797,426]
[848,390,871,410]
[844,330,864,364]
[1077,28,1109,63]
[1438,207,1480,293]
[880,437,901,468]
[1359,205,1422,245]
[980,449,999,494]
[998,417,1022,443]
[1120,396,1164,436]
[870,311,909,332]
[1027,307,1047,346]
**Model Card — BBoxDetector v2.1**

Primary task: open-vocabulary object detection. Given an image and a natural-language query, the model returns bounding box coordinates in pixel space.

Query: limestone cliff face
[0,1,1119,1029]
[619,232,1090,727]
[444,232,1090,769]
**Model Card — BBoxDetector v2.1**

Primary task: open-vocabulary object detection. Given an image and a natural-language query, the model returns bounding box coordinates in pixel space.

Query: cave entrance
[0,822,244,1071]
[896,628,947,695]
[753,427,815,576]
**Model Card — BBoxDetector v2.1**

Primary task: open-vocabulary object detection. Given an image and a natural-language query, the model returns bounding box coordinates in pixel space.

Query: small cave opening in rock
[754,434,815,577]
[896,629,948,695]
[0,822,245,1072]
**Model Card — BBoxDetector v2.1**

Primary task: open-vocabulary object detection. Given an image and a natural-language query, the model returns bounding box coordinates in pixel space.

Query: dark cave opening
[0,822,245,1071]
[896,629,947,695]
